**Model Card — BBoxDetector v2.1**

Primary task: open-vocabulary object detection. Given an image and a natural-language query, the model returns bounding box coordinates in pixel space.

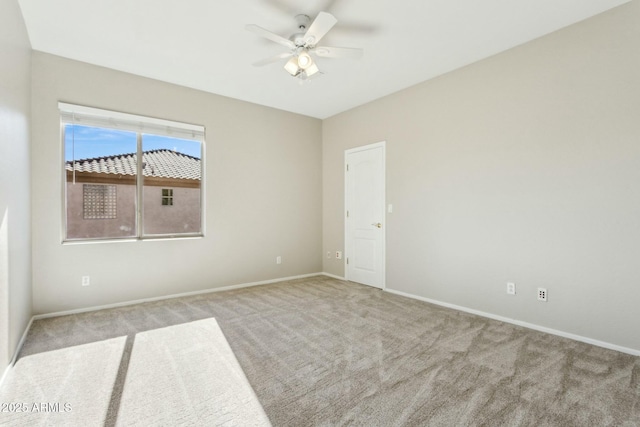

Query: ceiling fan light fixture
[297,52,313,69]
[305,62,319,77]
[285,52,319,79]
[249,11,355,81]
[284,57,300,76]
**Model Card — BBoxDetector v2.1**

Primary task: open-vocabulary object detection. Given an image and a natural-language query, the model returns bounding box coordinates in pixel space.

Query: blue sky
[64,124,202,161]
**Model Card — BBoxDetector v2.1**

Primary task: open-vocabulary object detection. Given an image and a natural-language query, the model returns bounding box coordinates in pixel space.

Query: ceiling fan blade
[313,46,363,59]
[253,52,294,67]
[303,12,337,46]
[246,24,295,49]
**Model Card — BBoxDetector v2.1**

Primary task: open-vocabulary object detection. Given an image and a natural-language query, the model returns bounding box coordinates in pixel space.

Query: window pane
[65,125,137,240]
[141,135,202,236]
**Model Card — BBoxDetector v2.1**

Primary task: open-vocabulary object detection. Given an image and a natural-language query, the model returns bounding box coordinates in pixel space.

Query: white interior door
[345,142,385,289]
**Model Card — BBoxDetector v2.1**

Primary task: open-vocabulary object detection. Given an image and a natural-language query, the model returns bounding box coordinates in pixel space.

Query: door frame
[344,141,386,289]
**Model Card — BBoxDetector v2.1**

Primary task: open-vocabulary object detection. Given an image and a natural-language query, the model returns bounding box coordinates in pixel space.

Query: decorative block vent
[83,184,117,219]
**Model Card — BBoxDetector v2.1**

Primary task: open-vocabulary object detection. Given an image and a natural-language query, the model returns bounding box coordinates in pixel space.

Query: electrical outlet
[336,251,342,260]
[82,276,90,287]
[276,256,282,265]
[506,282,516,295]
[537,288,547,302]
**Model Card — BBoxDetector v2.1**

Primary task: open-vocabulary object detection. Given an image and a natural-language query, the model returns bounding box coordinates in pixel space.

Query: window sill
[62,234,204,245]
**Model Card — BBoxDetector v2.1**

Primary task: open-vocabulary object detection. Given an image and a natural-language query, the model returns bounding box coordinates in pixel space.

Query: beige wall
[0,0,32,370]
[31,52,322,313]
[323,1,640,351]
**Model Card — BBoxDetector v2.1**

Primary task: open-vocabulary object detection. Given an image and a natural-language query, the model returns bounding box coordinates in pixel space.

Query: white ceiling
[18,0,629,119]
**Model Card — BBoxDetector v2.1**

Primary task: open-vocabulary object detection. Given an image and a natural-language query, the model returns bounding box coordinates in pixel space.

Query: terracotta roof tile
[65,149,201,180]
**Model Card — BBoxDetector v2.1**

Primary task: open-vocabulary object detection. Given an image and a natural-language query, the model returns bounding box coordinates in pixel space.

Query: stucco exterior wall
[143,186,201,235]
[66,183,201,239]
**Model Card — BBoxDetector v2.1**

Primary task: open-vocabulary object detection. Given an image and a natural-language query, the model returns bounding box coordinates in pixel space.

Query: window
[161,189,174,206]
[61,103,205,241]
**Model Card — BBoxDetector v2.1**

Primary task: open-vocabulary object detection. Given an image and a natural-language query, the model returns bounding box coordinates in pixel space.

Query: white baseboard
[385,288,640,357]
[2,273,325,390]
[0,363,10,390]
[9,317,33,366]
[0,316,34,390]
[34,272,323,320]
[14,273,633,392]
[321,272,347,281]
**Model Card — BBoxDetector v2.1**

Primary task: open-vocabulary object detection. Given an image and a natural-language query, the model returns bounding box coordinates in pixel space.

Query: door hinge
[346,210,349,218]
[346,164,349,172]
[346,257,349,265]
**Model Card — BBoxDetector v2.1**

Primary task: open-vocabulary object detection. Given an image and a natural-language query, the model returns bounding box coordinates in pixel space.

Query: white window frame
[60,102,206,242]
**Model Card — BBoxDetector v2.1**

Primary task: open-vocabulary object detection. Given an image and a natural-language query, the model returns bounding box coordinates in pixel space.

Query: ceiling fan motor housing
[291,14,312,47]
[295,14,310,30]
[289,33,307,47]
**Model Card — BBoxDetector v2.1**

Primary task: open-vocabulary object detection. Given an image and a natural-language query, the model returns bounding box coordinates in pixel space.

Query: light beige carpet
[0,320,269,427]
[6,276,640,426]
[0,336,125,426]
[116,318,270,426]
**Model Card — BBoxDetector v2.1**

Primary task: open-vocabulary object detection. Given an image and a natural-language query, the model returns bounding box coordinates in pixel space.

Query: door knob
[371,222,382,228]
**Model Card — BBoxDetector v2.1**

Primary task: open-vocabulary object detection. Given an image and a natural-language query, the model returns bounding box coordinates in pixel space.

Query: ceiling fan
[246,12,363,80]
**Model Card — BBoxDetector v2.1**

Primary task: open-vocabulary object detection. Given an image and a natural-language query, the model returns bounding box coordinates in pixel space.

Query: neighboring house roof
[65,149,201,180]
